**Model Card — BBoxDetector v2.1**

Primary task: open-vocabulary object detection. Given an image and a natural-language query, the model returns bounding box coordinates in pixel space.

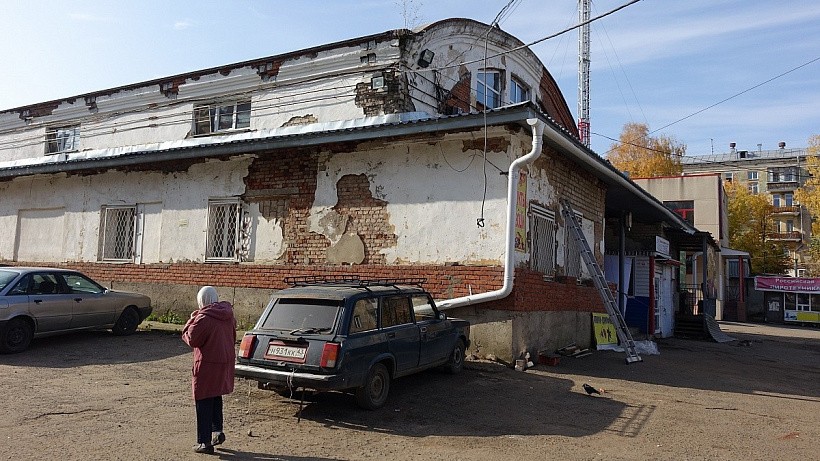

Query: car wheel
[355,362,390,410]
[0,318,34,353]
[444,338,466,374]
[112,308,140,336]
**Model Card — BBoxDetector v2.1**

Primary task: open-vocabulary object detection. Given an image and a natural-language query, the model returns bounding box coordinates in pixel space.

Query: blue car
[235,276,470,409]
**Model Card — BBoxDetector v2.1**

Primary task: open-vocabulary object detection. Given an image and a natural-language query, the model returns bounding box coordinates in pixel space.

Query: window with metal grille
[100,206,136,261]
[529,204,555,275]
[193,101,251,135]
[206,200,241,261]
[46,125,80,154]
[564,212,582,278]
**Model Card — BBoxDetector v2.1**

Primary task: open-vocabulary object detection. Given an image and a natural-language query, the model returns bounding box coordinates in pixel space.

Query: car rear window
[261,298,342,333]
[0,270,19,292]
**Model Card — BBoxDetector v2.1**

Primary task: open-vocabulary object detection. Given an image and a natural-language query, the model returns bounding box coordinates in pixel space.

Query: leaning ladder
[559,199,642,364]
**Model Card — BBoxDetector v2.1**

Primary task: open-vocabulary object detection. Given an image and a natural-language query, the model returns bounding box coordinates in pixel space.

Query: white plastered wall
[0,157,287,264]
[311,132,528,265]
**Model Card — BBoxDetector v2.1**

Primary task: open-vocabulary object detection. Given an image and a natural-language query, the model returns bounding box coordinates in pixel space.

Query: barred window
[206,200,241,261]
[564,213,582,278]
[46,125,80,154]
[529,204,556,276]
[100,206,136,261]
[194,101,251,135]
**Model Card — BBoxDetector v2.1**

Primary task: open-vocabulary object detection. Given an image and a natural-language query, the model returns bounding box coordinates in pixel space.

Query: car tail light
[320,343,340,368]
[238,335,257,359]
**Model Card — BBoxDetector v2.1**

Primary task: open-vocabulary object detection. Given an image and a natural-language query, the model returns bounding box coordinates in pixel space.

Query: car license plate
[264,341,307,363]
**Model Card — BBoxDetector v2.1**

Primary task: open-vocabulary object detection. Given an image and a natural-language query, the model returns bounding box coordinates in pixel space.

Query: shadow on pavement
[278,362,630,438]
[0,329,189,368]
[543,322,820,399]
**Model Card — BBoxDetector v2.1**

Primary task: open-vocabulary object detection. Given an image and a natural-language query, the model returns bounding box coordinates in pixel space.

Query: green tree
[794,135,820,274]
[725,180,790,274]
[606,123,685,178]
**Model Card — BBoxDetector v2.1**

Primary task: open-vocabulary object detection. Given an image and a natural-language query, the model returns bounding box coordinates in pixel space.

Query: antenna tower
[578,0,591,147]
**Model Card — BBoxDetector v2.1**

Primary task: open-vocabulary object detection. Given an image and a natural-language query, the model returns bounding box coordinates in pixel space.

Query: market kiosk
[754,276,820,325]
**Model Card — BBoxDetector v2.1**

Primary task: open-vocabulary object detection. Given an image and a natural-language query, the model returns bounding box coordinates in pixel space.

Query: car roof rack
[284,275,426,288]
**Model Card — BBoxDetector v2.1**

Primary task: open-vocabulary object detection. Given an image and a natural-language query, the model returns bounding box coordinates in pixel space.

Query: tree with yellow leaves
[725,180,789,274]
[793,135,820,274]
[606,123,685,178]
[607,123,686,178]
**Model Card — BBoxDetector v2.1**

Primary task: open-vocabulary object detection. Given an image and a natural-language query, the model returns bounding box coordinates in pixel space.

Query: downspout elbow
[438,118,544,310]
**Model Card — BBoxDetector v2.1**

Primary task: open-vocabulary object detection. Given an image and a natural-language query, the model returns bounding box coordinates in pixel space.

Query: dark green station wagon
[235,276,470,409]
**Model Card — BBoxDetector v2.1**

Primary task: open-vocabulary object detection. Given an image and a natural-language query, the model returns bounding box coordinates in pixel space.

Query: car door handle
[74,298,83,303]
[387,332,396,339]
[419,327,428,333]
[34,299,43,304]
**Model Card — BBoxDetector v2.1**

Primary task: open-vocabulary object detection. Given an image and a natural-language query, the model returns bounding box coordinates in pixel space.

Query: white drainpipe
[438,118,545,310]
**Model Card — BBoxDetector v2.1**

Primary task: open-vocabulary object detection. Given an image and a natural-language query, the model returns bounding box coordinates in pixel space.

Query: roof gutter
[438,118,544,311]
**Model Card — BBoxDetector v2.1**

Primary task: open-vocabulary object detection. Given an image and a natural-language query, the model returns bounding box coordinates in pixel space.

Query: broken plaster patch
[326,232,365,265]
[310,208,349,245]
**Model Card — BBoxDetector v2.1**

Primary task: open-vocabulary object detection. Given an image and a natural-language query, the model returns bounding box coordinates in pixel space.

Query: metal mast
[578,0,591,147]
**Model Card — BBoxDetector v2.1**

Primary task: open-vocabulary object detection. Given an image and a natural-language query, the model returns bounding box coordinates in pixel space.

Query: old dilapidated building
[0,19,695,360]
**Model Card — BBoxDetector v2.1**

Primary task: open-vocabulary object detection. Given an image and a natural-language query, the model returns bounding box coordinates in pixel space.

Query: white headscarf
[197,286,218,308]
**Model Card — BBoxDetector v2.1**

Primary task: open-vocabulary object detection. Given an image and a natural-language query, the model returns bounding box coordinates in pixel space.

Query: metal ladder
[560,199,642,364]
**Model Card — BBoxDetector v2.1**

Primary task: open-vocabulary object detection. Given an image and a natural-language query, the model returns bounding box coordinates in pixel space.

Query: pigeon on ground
[583,383,603,395]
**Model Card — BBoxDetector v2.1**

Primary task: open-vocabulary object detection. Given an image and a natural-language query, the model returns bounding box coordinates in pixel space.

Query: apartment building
[681,143,810,276]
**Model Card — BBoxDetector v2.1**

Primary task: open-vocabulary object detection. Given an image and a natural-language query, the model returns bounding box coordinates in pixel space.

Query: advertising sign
[592,313,617,349]
[754,276,820,292]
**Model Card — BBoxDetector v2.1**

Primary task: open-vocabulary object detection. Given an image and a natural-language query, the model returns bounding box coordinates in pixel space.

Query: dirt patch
[1,323,818,460]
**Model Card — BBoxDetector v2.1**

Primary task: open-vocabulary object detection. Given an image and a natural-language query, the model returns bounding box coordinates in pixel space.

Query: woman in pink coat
[182,286,237,454]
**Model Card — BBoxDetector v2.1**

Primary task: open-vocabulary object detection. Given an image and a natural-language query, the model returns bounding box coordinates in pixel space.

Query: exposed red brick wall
[334,174,398,264]
[33,261,603,313]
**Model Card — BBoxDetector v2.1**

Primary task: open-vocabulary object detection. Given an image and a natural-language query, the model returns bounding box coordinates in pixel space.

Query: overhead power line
[412,0,643,74]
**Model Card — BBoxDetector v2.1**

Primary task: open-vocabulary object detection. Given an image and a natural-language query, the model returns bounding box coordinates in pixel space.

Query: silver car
[0,267,152,353]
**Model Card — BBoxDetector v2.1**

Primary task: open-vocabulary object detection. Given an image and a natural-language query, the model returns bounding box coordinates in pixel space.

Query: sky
[1,0,818,157]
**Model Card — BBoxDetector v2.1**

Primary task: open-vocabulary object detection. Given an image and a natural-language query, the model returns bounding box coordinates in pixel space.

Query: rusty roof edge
[1,29,406,115]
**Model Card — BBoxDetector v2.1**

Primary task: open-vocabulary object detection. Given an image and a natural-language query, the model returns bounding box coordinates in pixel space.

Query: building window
[564,214,582,278]
[664,200,695,225]
[748,182,758,194]
[46,125,80,154]
[529,204,555,276]
[747,171,758,181]
[723,172,733,182]
[206,199,242,261]
[773,195,781,207]
[786,220,794,232]
[510,77,530,103]
[785,193,794,206]
[477,70,501,109]
[194,101,251,135]
[100,206,136,261]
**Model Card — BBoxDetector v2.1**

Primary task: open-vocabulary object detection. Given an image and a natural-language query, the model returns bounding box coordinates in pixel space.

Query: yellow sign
[514,171,527,252]
[592,313,617,347]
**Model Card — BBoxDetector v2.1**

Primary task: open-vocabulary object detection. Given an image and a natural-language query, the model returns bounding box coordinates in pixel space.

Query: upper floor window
[747,171,758,181]
[723,172,733,182]
[194,101,251,135]
[664,200,695,225]
[477,70,501,109]
[510,77,530,103]
[748,182,759,194]
[768,167,797,182]
[46,125,80,154]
